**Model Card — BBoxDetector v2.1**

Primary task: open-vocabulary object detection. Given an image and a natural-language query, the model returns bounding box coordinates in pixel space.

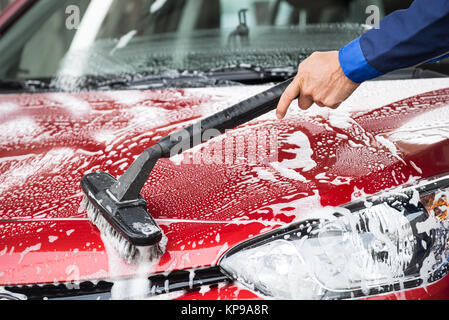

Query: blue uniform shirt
[339,0,449,83]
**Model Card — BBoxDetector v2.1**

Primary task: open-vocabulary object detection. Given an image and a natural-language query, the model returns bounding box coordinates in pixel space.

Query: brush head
[80,172,163,261]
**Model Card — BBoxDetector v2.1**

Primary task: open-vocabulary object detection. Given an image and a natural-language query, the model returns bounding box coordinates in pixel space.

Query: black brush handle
[157,77,293,158]
[110,78,293,201]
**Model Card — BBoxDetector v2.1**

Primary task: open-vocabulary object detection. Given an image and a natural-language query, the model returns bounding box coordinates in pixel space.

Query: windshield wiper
[0,73,236,93]
[0,65,297,93]
[96,66,296,89]
[0,78,51,93]
[204,64,297,83]
[94,66,297,89]
[87,71,239,90]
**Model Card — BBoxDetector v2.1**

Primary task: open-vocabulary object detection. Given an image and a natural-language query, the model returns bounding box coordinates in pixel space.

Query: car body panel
[173,275,449,300]
[173,274,449,300]
[1,79,449,299]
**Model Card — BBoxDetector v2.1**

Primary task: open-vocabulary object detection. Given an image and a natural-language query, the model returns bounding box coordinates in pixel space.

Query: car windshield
[0,0,444,91]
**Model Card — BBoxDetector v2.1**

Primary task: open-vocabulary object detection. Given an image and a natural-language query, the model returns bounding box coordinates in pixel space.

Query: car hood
[1,79,449,286]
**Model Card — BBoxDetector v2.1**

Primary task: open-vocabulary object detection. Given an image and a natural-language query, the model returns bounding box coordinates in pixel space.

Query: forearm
[340,0,449,83]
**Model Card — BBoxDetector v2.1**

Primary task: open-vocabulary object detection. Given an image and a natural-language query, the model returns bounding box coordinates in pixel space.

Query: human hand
[276,51,360,119]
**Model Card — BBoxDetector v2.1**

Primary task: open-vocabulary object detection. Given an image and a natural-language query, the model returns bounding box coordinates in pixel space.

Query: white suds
[270,131,316,182]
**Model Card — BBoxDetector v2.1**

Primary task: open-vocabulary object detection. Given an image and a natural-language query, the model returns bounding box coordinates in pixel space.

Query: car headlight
[219,175,449,300]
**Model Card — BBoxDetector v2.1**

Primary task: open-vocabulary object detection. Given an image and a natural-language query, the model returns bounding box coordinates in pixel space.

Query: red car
[0,0,448,300]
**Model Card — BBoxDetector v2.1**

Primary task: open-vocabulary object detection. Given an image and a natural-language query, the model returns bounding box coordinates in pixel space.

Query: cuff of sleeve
[339,37,384,83]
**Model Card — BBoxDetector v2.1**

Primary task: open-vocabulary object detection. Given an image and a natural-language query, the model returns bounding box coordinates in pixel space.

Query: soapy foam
[270,131,316,182]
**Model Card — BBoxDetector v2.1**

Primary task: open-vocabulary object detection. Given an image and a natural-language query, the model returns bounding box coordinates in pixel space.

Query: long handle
[110,78,293,201]
[157,77,293,157]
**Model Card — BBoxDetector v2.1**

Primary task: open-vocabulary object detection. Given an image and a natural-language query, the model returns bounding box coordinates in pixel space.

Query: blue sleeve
[339,0,449,83]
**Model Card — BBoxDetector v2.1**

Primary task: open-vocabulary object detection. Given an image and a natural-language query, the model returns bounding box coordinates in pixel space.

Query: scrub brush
[79,78,294,262]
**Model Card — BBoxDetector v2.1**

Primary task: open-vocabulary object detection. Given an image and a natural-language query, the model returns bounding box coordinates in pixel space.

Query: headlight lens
[219,175,449,299]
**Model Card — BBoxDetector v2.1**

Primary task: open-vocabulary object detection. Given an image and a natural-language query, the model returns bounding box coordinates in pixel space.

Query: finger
[298,95,314,110]
[323,95,343,109]
[276,77,301,119]
[314,100,325,108]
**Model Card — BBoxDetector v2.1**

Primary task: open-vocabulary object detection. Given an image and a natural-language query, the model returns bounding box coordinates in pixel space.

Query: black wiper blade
[0,78,51,92]
[204,64,297,83]
[77,71,241,90]
[96,72,216,89]
[0,66,296,94]
[0,73,240,93]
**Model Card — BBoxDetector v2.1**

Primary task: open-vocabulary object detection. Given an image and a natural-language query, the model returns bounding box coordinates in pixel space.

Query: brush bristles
[79,195,164,263]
